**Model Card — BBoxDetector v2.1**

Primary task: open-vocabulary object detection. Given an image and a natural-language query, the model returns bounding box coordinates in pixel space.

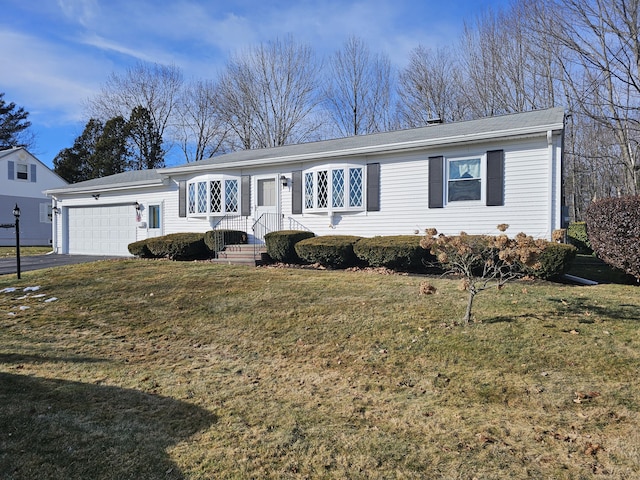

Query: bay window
[187,176,239,216]
[303,164,364,212]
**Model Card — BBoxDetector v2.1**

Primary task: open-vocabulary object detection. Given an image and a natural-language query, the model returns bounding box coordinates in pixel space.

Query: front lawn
[1,260,639,479]
[0,246,53,258]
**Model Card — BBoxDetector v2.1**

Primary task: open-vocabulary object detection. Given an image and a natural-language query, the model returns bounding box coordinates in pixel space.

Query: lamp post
[13,204,20,279]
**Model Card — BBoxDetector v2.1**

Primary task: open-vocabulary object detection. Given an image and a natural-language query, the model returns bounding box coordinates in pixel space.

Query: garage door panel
[68,205,136,256]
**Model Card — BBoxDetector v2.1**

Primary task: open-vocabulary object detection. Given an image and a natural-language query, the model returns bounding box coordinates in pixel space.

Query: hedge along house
[45,107,566,257]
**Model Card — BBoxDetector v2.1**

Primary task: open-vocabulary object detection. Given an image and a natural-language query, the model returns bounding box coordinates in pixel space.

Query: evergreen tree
[0,93,31,149]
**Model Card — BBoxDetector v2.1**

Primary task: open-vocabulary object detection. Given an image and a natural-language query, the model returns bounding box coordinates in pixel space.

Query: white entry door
[254,175,279,240]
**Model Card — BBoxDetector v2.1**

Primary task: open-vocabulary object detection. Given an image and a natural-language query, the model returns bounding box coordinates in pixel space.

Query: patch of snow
[44,297,58,303]
[23,286,41,292]
[19,306,30,311]
[1,287,17,293]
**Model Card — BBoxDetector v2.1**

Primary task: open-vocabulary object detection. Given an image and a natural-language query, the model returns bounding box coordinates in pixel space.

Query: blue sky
[2,0,508,169]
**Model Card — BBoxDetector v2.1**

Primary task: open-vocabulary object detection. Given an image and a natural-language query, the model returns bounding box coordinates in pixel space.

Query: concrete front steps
[211,244,267,266]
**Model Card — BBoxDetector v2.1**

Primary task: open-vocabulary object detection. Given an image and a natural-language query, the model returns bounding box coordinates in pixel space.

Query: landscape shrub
[586,195,640,281]
[127,239,155,258]
[146,233,209,260]
[295,235,363,268]
[522,242,577,279]
[567,222,591,254]
[264,230,315,263]
[204,230,248,254]
[422,232,576,280]
[354,235,436,271]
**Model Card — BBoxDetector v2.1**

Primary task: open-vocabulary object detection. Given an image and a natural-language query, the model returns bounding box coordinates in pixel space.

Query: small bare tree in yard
[420,225,546,324]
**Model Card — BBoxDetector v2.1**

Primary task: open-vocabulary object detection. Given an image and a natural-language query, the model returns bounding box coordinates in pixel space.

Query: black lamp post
[13,204,20,279]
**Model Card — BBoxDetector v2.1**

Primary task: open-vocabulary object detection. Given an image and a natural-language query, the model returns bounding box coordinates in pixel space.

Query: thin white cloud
[56,0,100,27]
[0,29,109,123]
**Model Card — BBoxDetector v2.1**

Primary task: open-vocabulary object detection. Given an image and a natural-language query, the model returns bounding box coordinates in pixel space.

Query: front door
[254,175,280,240]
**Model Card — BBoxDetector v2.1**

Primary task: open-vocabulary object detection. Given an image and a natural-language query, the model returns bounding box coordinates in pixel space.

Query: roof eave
[45,178,167,196]
[162,122,564,174]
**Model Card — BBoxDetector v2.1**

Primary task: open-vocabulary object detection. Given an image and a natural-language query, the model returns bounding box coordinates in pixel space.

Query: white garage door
[68,205,137,256]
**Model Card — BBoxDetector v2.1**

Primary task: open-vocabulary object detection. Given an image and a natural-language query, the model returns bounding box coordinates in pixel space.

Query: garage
[67,205,137,256]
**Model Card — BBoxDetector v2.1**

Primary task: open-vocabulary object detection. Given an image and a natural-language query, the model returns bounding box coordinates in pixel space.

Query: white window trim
[445,154,485,206]
[187,174,241,217]
[302,163,365,213]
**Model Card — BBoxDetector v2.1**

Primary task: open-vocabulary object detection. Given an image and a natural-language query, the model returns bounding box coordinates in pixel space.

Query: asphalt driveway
[0,254,122,276]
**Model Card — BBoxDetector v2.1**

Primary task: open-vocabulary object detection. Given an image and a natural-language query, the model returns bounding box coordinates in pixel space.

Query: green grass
[0,246,52,258]
[1,260,639,479]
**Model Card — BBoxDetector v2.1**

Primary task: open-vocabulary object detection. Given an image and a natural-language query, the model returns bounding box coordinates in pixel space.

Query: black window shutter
[30,164,37,183]
[428,156,444,208]
[486,150,504,206]
[292,170,302,214]
[241,175,251,216]
[8,161,14,180]
[178,181,186,217]
[366,163,380,212]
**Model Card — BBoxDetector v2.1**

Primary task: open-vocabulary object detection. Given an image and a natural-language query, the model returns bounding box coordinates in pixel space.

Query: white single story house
[1,147,68,246]
[45,107,566,257]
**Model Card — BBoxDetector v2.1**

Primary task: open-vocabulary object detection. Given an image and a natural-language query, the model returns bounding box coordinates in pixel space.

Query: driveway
[0,254,122,276]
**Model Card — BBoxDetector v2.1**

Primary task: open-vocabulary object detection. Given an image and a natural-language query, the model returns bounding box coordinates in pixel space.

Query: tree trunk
[463,289,475,325]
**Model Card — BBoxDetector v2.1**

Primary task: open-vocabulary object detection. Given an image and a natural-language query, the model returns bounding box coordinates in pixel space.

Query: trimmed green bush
[354,235,436,271]
[146,233,209,260]
[586,195,640,281]
[264,230,315,263]
[567,222,591,254]
[295,235,363,268]
[204,230,248,254]
[523,242,577,279]
[127,239,155,258]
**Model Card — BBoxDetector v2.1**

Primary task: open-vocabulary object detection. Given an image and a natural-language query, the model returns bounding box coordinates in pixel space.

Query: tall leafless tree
[215,36,322,150]
[396,45,467,127]
[86,61,183,166]
[323,36,394,136]
[175,80,229,163]
[538,0,640,195]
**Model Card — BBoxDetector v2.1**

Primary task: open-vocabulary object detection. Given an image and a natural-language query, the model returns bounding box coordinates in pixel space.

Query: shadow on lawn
[546,296,640,322]
[0,373,217,480]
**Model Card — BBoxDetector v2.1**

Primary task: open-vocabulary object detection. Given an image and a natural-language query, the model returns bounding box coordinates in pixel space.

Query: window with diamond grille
[332,169,345,208]
[188,183,196,214]
[197,182,207,213]
[304,172,314,208]
[349,167,363,207]
[210,180,222,213]
[317,170,328,208]
[225,179,239,212]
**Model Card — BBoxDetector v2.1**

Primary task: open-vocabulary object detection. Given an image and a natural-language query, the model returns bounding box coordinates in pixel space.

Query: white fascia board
[44,178,168,196]
[162,123,564,175]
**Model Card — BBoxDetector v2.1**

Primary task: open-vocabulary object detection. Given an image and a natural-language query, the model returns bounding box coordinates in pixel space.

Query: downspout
[51,196,58,254]
[547,130,555,240]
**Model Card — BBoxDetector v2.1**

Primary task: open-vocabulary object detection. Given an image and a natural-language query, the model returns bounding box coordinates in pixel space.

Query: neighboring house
[45,107,566,257]
[0,147,68,247]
